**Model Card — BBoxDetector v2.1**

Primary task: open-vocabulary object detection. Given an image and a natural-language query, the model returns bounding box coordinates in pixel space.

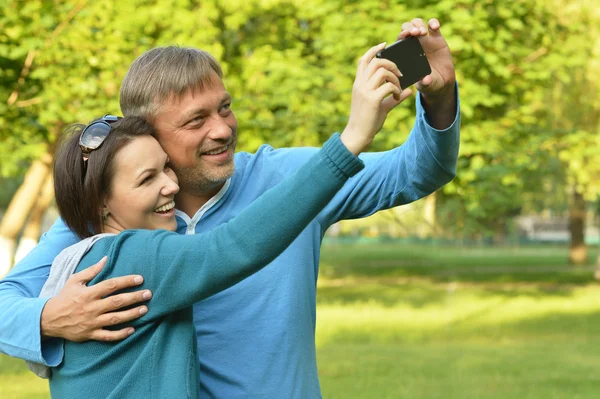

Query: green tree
[2,0,600,272]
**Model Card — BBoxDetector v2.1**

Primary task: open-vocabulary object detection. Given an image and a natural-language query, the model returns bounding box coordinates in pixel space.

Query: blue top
[0,91,460,398]
[48,134,363,398]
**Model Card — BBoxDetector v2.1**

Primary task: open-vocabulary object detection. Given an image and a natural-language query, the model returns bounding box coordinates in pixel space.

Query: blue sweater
[0,91,460,398]
[48,134,363,398]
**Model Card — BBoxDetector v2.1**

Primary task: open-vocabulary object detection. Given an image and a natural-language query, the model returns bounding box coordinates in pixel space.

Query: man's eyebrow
[220,94,232,104]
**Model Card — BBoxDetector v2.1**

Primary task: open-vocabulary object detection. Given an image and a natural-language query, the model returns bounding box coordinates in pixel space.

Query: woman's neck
[101,220,124,235]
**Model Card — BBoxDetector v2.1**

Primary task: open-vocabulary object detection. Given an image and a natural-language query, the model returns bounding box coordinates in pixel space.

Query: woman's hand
[340,43,412,155]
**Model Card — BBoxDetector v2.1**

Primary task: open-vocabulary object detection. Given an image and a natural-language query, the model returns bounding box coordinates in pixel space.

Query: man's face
[152,71,238,194]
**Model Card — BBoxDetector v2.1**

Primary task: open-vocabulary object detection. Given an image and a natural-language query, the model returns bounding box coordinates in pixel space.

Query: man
[0,18,459,397]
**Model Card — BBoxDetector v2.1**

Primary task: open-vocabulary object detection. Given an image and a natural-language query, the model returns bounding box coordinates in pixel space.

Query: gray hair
[120,46,223,119]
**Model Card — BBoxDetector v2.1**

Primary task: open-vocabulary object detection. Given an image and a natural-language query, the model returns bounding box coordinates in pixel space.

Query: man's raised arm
[0,218,148,365]
[266,18,459,227]
[399,17,457,130]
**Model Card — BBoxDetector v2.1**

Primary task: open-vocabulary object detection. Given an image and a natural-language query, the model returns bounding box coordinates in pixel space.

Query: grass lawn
[2,244,599,398]
[0,355,50,399]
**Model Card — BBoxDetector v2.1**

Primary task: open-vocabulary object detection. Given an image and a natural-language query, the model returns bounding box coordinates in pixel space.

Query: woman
[27,114,373,399]
[30,115,362,398]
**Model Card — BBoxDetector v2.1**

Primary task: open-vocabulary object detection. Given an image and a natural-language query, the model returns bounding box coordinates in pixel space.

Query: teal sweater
[48,134,363,398]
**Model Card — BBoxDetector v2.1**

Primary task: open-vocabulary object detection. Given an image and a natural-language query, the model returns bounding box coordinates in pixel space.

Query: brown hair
[120,46,223,119]
[54,117,157,238]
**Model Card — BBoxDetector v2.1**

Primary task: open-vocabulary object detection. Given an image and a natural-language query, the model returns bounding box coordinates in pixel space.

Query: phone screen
[376,37,431,88]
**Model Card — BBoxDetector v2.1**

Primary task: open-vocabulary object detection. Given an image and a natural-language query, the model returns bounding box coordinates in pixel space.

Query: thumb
[382,88,412,113]
[72,256,107,285]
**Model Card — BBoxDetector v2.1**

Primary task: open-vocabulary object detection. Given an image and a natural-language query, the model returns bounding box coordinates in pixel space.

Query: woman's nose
[161,175,180,196]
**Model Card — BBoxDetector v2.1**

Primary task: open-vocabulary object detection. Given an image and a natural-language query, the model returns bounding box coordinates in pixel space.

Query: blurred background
[1,0,600,398]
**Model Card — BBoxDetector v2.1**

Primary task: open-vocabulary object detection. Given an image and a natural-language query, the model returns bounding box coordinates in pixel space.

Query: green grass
[0,355,49,399]
[2,244,599,398]
[316,244,600,398]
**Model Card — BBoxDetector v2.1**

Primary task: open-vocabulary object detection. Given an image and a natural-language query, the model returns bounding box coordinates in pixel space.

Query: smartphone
[375,36,431,89]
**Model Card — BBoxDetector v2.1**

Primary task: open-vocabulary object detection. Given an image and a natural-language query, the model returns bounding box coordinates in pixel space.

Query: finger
[90,327,135,342]
[428,18,442,36]
[97,290,152,313]
[399,22,417,40]
[358,42,387,75]
[399,19,427,40]
[91,274,145,298]
[375,82,402,103]
[96,305,149,328]
[369,69,401,91]
[382,88,413,113]
[71,256,108,285]
[399,87,413,102]
[411,18,427,35]
[366,58,401,80]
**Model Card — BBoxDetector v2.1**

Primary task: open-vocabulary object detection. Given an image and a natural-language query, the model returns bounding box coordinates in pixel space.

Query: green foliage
[432,0,599,235]
[1,0,600,231]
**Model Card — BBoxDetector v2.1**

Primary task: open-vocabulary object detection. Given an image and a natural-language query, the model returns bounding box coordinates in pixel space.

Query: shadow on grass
[319,243,598,286]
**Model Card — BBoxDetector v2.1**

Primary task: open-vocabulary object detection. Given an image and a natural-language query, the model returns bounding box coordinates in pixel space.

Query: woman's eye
[141,175,154,185]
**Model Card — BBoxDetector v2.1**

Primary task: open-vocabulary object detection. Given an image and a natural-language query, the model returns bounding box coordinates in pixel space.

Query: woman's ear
[101,205,110,222]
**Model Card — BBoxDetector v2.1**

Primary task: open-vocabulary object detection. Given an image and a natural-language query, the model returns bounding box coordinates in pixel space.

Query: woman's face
[104,135,180,232]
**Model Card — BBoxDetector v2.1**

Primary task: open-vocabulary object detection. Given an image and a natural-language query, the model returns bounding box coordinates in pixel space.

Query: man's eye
[220,103,232,115]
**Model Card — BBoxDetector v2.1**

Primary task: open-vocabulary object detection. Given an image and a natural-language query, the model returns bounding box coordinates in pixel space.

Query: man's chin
[201,156,235,179]
[177,164,235,192]
[207,164,235,185]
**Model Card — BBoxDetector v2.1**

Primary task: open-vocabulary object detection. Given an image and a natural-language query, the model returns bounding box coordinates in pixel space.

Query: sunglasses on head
[79,114,121,161]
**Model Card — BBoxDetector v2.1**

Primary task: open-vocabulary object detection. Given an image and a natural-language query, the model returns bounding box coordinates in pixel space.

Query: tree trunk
[14,177,55,264]
[568,190,587,265]
[594,251,600,280]
[0,237,16,279]
[0,152,52,277]
[423,192,437,237]
[492,221,506,246]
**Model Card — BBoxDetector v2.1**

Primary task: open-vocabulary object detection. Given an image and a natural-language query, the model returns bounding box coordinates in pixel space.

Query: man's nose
[207,115,232,141]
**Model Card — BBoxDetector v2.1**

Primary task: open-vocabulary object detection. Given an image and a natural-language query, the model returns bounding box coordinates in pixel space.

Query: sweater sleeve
[255,84,461,228]
[0,218,79,365]
[96,134,363,321]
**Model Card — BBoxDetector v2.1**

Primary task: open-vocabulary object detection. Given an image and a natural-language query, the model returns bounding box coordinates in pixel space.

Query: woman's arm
[100,134,362,320]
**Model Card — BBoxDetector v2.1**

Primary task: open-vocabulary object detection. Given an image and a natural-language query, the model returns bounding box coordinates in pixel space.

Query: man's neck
[176,182,226,218]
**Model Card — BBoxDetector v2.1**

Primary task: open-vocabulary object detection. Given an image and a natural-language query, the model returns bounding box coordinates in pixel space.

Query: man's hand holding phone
[397,17,457,129]
[398,18,456,98]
